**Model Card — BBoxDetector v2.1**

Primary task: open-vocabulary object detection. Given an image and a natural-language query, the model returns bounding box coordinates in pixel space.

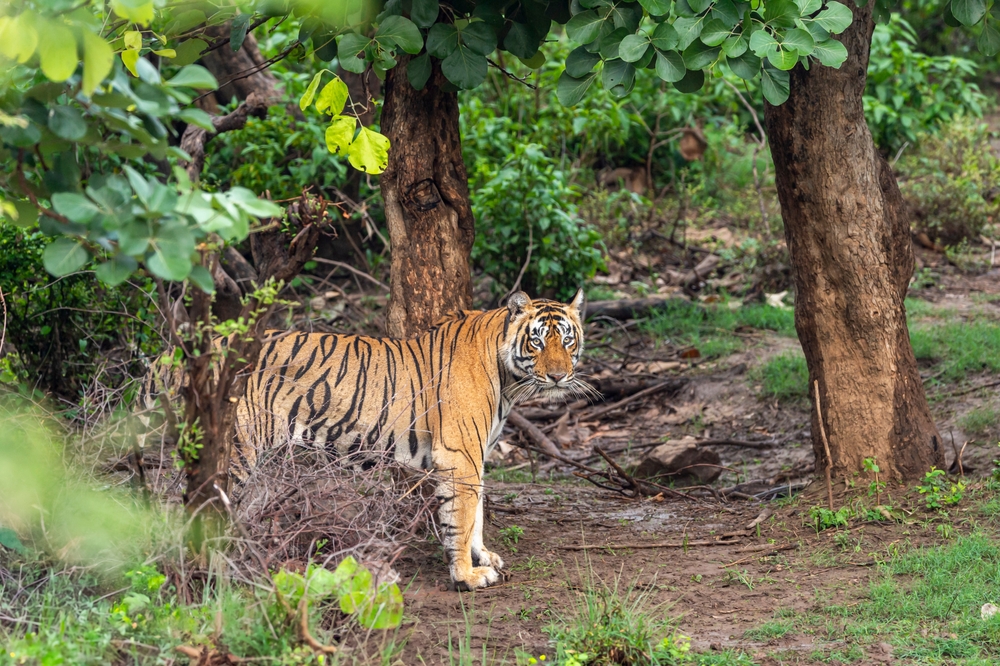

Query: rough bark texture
[380,56,475,337]
[764,1,944,481]
[200,28,279,106]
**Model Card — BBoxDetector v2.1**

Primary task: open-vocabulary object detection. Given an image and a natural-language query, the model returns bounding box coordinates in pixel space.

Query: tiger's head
[501,290,597,403]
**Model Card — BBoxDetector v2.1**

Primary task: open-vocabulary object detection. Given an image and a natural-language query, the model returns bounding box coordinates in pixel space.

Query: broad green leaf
[0,527,26,554]
[300,72,323,111]
[111,0,154,25]
[48,106,87,141]
[38,22,77,83]
[722,33,748,57]
[599,27,629,59]
[346,126,390,173]
[339,567,373,615]
[460,22,498,56]
[407,52,432,89]
[813,1,853,33]
[566,10,606,44]
[81,30,115,96]
[749,28,779,56]
[638,0,671,15]
[782,27,815,54]
[520,51,546,68]
[178,108,215,131]
[796,0,822,14]
[557,70,597,105]
[118,221,151,255]
[711,0,741,27]
[565,45,600,76]
[173,39,207,67]
[673,16,704,50]
[650,22,680,51]
[619,34,650,62]
[654,50,686,82]
[148,222,195,281]
[673,67,704,93]
[43,238,89,276]
[231,13,250,52]
[683,40,719,69]
[608,3,642,31]
[124,30,143,51]
[952,0,987,25]
[979,22,1000,55]
[700,19,732,46]
[0,13,39,63]
[411,0,440,28]
[426,23,459,57]
[377,15,423,54]
[8,200,38,229]
[504,22,541,58]
[767,46,799,70]
[189,265,215,293]
[441,44,488,88]
[153,49,176,58]
[338,32,371,70]
[601,58,635,93]
[357,582,404,629]
[273,569,307,608]
[811,37,848,66]
[764,0,799,27]
[316,77,349,115]
[52,193,100,223]
[325,115,356,154]
[95,254,137,286]
[166,65,218,89]
[761,65,790,104]
[228,187,282,217]
[689,0,712,12]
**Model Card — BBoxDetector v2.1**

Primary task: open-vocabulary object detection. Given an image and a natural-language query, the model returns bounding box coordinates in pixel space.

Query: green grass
[910,319,1000,382]
[749,351,809,401]
[643,300,796,360]
[744,619,794,641]
[958,405,1000,436]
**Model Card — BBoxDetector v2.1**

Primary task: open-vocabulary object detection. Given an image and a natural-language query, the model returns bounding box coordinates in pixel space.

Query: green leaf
[52,193,100,223]
[565,45,601,76]
[338,32,371,70]
[346,126,390,174]
[273,569,307,608]
[979,22,1000,55]
[300,72,323,111]
[148,222,195,281]
[761,65,790,104]
[749,28,779,56]
[228,188,282,218]
[231,13,251,52]
[460,22,498,56]
[0,13,39,64]
[811,37,848,66]
[95,254,137,286]
[619,34,650,62]
[325,115,356,154]
[408,52,432,89]
[683,40,720,69]
[111,0,154,25]
[796,0,823,14]
[38,22,77,83]
[726,51,760,81]
[504,22,541,58]
[426,23,459,58]
[166,65,219,90]
[711,0,741,26]
[48,107,87,141]
[173,39,207,67]
[673,16,705,50]
[650,22,680,51]
[81,31,114,96]
[0,527,26,554]
[411,0,440,28]
[689,0,712,12]
[118,221,151,255]
[43,238,89,276]
[599,27,629,59]
[189,265,215,293]
[763,0,799,27]
[441,44,488,88]
[357,582,404,629]
[316,77,349,115]
[700,19,732,46]
[722,32,748,57]
[377,15,423,54]
[121,50,140,77]
[638,0,672,15]
[654,50,686,82]
[519,51,546,68]
[813,1,853,33]
[566,10,606,44]
[782,27,815,54]
[673,66,705,93]
[601,58,635,94]
[178,108,215,131]
[8,200,38,229]
[767,46,799,70]
[557,70,597,105]
[952,0,987,25]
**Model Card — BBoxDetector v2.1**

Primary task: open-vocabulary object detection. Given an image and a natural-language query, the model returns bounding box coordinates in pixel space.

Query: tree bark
[764,1,944,482]
[380,56,475,337]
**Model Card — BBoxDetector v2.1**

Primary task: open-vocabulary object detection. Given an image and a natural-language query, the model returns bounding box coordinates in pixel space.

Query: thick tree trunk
[764,2,944,482]
[380,56,475,337]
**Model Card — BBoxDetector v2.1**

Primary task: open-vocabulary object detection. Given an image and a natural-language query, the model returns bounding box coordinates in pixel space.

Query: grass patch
[749,351,809,401]
[910,319,1000,382]
[958,404,1000,436]
[643,300,795,359]
[744,619,794,641]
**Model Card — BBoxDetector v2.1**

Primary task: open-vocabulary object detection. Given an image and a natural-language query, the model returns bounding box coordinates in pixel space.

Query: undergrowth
[643,301,795,359]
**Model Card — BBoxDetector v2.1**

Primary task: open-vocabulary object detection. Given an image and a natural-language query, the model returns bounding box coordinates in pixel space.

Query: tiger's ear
[507,291,530,318]
[569,288,585,316]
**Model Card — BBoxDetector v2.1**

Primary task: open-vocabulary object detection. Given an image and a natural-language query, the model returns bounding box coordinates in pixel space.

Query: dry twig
[814,380,834,511]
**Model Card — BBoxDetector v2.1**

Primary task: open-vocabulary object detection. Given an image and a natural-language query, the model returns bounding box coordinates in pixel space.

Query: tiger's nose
[547,371,567,383]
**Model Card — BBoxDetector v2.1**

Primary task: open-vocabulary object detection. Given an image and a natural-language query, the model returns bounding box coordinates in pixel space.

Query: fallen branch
[579,381,677,421]
[584,296,684,321]
[508,411,563,459]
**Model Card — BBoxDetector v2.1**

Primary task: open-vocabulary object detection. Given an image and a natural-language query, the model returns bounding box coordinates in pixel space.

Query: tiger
[139,290,592,590]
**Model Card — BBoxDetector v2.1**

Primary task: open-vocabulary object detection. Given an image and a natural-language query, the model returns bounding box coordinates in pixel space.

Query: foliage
[470,143,605,298]
[958,404,1000,437]
[750,351,808,401]
[500,524,525,551]
[865,16,985,153]
[909,315,1000,382]
[917,467,966,510]
[643,299,795,359]
[896,119,1000,245]
[809,505,852,532]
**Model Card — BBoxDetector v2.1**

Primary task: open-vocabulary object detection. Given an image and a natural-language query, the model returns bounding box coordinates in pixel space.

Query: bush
[469,143,605,299]
[897,119,1000,246]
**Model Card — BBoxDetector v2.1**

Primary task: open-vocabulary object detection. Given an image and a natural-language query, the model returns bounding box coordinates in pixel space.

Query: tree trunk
[764,1,944,482]
[380,56,475,337]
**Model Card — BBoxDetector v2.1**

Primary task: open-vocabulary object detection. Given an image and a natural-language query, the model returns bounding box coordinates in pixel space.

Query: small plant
[864,457,887,506]
[936,523,955,539]
[809,506,852,532]
[917,468,966,511]
[500,525,525,552]
[958,405,1000,437]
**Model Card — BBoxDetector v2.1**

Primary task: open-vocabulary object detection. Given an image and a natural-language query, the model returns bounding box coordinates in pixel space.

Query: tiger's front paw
[473,548,505,570]
[451,564,501,591]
